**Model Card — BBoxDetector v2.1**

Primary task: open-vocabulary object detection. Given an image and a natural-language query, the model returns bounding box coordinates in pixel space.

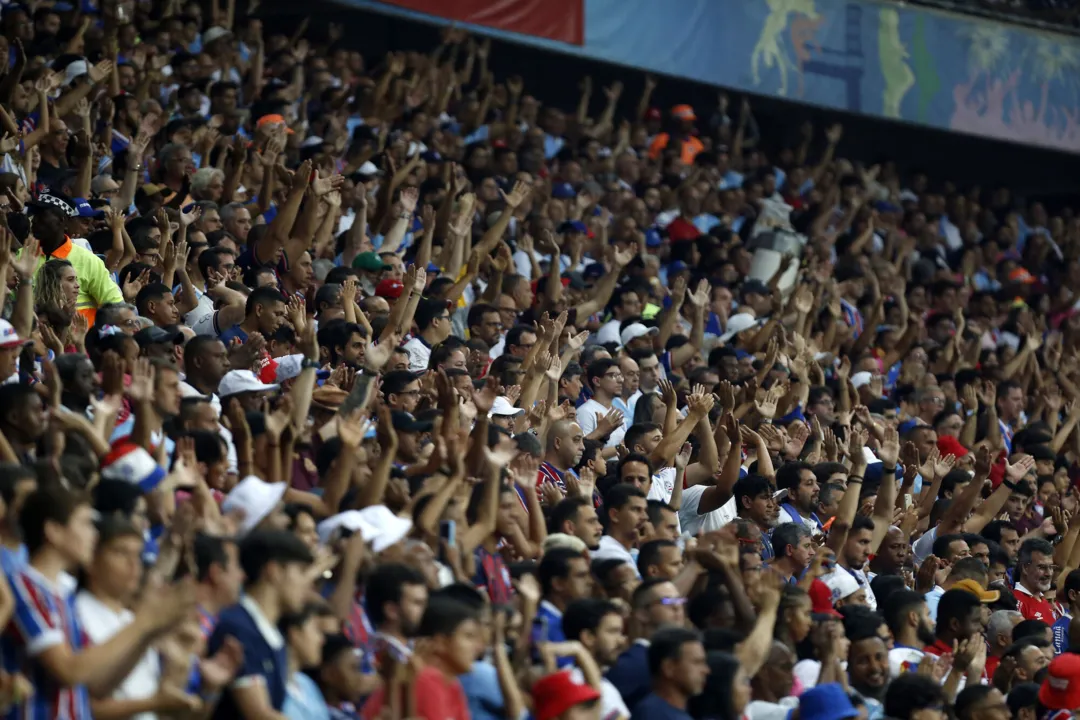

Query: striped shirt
[4,565,92,720]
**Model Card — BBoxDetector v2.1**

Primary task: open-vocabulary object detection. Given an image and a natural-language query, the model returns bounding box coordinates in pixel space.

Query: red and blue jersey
[4,565,93,720]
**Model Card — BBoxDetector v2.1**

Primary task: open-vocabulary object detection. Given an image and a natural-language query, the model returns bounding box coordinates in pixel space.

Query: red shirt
[1014,583,1057,623]
[923,638,953,657]
[361,665,469,720]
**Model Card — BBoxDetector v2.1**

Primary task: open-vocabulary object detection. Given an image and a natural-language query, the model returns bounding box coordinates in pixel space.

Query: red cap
[645,107,662,121]
[671,104,697,121]
[809,579,842,617]
[936,435,969,458]
[375,278,404,299]
[532,671,601,720]
[667,217,701,243]
[1040,654,1080,710]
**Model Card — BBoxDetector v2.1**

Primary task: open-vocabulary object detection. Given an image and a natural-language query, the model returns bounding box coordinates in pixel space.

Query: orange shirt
[648,132,705,165]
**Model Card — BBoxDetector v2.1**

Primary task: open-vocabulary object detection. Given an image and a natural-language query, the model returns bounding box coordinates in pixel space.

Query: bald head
[546,419,584,471]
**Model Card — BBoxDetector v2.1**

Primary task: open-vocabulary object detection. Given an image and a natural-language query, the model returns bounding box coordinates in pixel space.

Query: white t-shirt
[678,486,736,536]
[777,505,824,533]
[577,399,626,448]
[183,287,214,331]
[592,535,638,576]
[647,468,677,504]
[745,697,799,720]
[75,592,160,720]
[402,336,432,372]
[570,669,628,720]
[888,647,925,678]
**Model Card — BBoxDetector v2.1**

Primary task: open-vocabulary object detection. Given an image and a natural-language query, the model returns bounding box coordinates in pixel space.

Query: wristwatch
[301,358,320,371]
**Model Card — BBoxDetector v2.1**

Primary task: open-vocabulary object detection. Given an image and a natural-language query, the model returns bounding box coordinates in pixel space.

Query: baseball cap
[490,397,525,418]
[352,251,386,272]
[73,197,104,218]
[100,442,167,492]
[559,220,588,235]
[532,670,601,720]
[317,506,412,552]
[808,578,842,617]
[551,182,576,200]
[255,113,295,135]
[133,326,184,348]
[719,312,758,344]
[851,371,873,389]
[202,26,232,45]
[0,320,31,349]
[354,161,381,181]
[221,475,288,536]
[666,217,700,243]
[62,59,89,86]
[952,579,1000,603]
[391,411,434,433]
[671,104,697,121]
[137,183,167,198]
[821,570,861,603]
[375,278,404,299]
[1039,653,1080,710]
[218,369,279,398]
[620,322,659,347]
[936,434,970,458]
[799,683,859,720]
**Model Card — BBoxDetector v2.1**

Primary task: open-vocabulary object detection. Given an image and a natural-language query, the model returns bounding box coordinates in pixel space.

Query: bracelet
[301,358,320,370]
[1002,479,1018,491]
[848,475,864,483]
[399,212,412,220]
[882,466,897,475]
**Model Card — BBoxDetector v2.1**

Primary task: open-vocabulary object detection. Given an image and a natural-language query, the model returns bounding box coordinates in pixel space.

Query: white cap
[490,396,524,418]
[821,570,861,602]
[63,59,89,86]
[317,506,412,552]
[357,161,380,177]
[851,371,873,389]
[271,354,306,383]
[202,26,232,45]
[222,475,287,535]
[719,312,757,344]
[0,319,30,349]
[301,135,324,149]
[218,369,279,398]
[620,322,659,347]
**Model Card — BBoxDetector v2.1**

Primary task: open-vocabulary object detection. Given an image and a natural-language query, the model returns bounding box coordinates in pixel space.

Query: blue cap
[645,227,663,248]
[669,260,689,275]
[799,683,858,720]
[426,262,441,274]
[74,198,103,218]
[897,418,922,436]
[421,150,443,163]
[552,182,576,200]
[583,263,606,280]
[873,200,901,214]
[778,406,806,425]
[560,220,588,235]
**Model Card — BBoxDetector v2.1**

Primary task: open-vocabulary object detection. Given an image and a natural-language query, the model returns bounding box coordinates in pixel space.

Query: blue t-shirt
[1053,614,1071,655]
[218,324,249,345]
[209,598,290,719]
[283,672,330,720]
[458,660,505,720]
[606,642,650,711]
[633,693,694,720]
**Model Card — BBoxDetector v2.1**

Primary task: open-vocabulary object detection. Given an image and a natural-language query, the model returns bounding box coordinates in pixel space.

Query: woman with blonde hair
[35,259,82,351]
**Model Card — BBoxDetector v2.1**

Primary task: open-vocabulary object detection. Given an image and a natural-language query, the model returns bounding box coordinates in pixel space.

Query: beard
[916,620,936,646]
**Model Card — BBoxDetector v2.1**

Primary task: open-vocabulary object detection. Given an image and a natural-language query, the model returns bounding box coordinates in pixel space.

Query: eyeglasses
[654,597,687,607]
[603,372,623,380]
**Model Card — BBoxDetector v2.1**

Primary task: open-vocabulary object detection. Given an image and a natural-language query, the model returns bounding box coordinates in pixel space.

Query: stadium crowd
[0,1,1079,720]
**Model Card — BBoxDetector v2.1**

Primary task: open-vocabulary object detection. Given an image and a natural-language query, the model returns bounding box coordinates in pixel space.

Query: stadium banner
[348,0,1080,154]
[375,0,584,45]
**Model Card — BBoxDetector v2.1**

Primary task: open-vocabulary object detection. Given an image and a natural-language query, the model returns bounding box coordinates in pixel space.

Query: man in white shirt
[564,599,631,720]
[577,358,627,448]
[596,287,643,346]
[592,484,647,577]
[402,297,452,372]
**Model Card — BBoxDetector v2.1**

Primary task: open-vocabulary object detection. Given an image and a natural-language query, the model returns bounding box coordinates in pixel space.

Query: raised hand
[1005,454,1035,482]
[595,408,625,437]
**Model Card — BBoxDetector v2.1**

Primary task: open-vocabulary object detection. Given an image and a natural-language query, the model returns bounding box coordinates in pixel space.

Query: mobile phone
[439,520,456,548]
